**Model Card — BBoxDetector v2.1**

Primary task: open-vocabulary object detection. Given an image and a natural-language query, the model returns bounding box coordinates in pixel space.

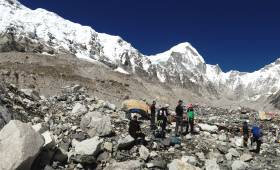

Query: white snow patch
[114,67,130,75]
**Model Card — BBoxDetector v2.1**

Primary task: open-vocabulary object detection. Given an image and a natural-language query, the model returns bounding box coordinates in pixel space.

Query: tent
[259,111,272,120]
[121,99,150,119]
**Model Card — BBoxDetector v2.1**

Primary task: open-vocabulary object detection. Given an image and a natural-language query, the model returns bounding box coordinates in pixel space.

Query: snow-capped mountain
[0,0,150,71]
[1,0,280,103]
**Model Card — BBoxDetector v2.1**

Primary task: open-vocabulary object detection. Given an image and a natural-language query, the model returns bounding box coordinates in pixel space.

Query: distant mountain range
[1,0,279,109]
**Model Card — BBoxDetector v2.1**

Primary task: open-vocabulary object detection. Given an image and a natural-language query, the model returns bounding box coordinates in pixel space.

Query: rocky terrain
[0,0,280,169]
[0,83,280,170]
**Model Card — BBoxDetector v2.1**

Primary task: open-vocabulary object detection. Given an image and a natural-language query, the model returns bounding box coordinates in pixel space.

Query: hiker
[251,123,263,153]
[242,121,250,147]
[175,100,184,136]
[129,115,145,142]
[150,100,156,130]
[156,107,168,138]
[187,104,195,134]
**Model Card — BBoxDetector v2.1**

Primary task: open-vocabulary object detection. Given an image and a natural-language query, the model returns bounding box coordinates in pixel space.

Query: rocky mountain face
[0,0,280,107]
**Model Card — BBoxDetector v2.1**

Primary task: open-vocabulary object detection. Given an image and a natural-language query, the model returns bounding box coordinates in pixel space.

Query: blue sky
[20,0,280,72]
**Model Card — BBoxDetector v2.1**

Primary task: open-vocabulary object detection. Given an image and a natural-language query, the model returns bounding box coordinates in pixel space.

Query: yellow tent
[259,111,272,120]
[121,99,150,115]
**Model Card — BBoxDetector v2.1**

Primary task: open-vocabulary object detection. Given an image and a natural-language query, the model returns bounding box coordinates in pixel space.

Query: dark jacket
[243,123,249,136]
[175,104,184,117]
[129,120,141,137]
[150,104,156,116]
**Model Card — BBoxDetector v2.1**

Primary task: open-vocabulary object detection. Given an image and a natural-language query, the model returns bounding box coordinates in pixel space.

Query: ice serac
[1,0,280,105]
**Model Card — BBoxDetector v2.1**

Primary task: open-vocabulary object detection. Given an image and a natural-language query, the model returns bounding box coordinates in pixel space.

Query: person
[156,107,168,138]
[129,115,145,143]
[251,123,263,153]
[150,100,156,130]
[175,100,184,136]
[187,104,195,134]
[242,121,250,147]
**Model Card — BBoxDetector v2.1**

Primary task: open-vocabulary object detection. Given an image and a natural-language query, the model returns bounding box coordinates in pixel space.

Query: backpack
[252,126,261,139]
[170,136,181,145]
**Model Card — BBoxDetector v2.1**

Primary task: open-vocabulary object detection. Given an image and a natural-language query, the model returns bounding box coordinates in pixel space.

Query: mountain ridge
[0,0,280,108]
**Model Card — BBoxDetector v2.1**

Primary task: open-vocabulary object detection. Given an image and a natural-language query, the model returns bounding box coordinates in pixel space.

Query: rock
[32,123,45,133]
[0,120,44,170]
[162,138,171,147]
[74,136,103,156]
[207,152,224,163]
[97,151,111,162]
[150,151,158,158]
[44,165,55,170]
[231,160,249,170]
[196,152,205,161]
[147,160,167,169]
[71,84,83,93]
[205,159,220,170]
[139,145,149,161]
[104,142,113,152]
[71,155,96,164]
[198,124,218,133]
[117,135,135,150]
[168,159,201,170]
[225,153,232,161]
[185,134,192,140]
[0,105,11,129]
[228,148,240,157]
[232,136,243,147]
[42,131,55,149]
[240,153,253,162]
[53,148,68,163]
[104,160,143,170]
[20,88,40,100]
[80,111,112,137]
[218,133,227,141]
[181,156,198,166]
[72,103,87,116]
[104,101,116,110]
[217,145,228,154]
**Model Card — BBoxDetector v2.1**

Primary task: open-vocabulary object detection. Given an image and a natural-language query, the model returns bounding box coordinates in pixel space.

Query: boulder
[139,145,149,161]
[0,120,44,170]
[240,153,253,162]
[32,123,46,133]
[0,105,11,129]
[168,159,201,170]
[104,101,116,110]
[147,160,167,169]
[117,135,135,150]
[231,160,249,170]
[225,153,232,161]
[20,88,40,100]
[228,148,240,157]
[80,111,112,137]
[42,131,55,149]
[181,156,198,166]
[198,124,218,133]
[104,160,143,170]
[72,103,87,116]
[74,136,103,156]
[103,142,113,152]
[205,159,220,170]
[218,133,227,141]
